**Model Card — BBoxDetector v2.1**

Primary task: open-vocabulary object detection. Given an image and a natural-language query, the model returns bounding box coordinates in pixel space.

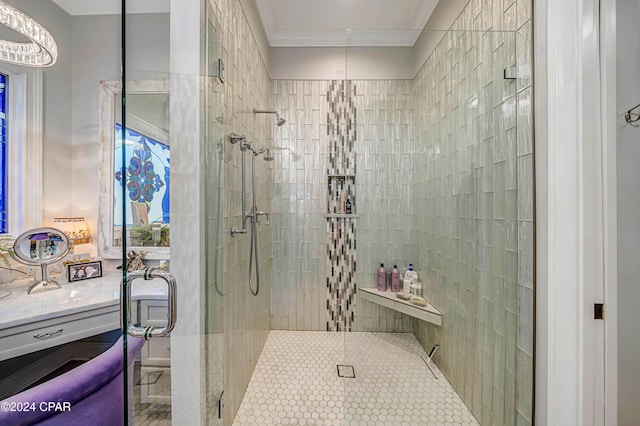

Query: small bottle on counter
[377,262,387,291]
[410,281,423,297]
[345,198,353,214]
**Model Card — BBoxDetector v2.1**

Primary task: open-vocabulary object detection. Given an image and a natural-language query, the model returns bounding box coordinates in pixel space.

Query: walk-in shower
[254,109,287,126]
[229,133,272,296]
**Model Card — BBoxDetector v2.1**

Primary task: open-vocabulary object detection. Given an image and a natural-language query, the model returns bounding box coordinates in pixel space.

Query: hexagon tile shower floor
[233,331,478,425]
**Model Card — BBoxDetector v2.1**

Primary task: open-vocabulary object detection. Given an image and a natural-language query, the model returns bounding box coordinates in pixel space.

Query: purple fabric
[29,233,50,241]
[0,336,144,426]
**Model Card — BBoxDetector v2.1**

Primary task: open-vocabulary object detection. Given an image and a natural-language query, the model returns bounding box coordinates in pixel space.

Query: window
[114,123,170,233]
[0,73,7,233]
[0,65,43,235]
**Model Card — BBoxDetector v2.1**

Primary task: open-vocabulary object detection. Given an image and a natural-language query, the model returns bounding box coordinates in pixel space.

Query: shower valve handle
[255,211,270,225]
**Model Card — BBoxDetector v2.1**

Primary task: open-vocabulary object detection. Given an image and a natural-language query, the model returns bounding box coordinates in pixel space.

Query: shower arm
[253,109,286,126]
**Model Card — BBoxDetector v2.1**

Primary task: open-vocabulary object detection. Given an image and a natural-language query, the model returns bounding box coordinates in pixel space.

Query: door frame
[534,0,615,424]
[599,0,617,423]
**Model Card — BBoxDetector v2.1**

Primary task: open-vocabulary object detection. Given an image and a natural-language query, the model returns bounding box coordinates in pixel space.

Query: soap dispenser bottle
[377,263,387,291]
[391,265,401,292]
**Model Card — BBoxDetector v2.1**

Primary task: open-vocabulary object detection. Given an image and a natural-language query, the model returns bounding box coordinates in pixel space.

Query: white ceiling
[51,0,169,16]
[49,0,439,47]
[255,0,440,47]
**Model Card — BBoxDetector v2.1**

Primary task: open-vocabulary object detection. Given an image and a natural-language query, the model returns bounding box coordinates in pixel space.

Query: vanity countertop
[0,272,168,330]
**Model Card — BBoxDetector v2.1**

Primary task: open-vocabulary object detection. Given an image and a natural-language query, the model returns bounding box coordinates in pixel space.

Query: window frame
[98,79,170,259]
[0,63,43,236]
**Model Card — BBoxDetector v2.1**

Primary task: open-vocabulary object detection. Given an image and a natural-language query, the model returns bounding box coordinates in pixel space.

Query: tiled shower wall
[353,80,416,333]
[412,1,533,426]
[271,80,416,333]
[209,0,274,424]
[270,80,329,331]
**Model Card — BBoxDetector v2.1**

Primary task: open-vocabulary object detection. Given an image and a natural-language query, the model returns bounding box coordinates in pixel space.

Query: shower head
[254,109,287,127]
[253,148,274,161]
[229,133,245,144]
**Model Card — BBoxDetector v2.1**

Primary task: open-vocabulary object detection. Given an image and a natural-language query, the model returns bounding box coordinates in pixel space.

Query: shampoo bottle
[403,263,418,293]
[391,265,401,292]
[377,263,387,291]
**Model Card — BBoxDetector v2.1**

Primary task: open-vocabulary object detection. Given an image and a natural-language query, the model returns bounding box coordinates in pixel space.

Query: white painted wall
[616,1,640,424]
[270,46,419,80]
[269,47,347,80]
[263,0,467,80]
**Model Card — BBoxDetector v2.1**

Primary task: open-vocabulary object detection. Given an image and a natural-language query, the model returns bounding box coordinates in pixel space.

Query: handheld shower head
[263,149,274,161]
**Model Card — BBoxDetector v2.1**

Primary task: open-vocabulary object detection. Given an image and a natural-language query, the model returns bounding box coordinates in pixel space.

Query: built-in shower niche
[326,175,356,216]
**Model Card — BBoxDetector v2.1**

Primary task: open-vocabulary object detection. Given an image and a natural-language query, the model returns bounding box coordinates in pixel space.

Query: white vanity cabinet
[0,273,170,400]
[138,299,171,403]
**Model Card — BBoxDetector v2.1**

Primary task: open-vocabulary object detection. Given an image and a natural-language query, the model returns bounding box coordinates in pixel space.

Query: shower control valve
[230,227,247,237]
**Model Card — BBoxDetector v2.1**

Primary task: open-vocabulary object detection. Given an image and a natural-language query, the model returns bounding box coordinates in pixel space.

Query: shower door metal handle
[121,268,177,340]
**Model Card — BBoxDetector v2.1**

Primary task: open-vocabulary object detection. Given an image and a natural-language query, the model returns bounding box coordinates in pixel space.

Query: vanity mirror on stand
[10,228,70,294]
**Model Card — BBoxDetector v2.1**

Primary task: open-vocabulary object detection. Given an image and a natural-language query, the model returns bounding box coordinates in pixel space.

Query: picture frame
[67,260,103,282]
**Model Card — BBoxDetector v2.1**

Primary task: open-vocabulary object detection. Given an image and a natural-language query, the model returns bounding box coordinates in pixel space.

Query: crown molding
[269,29,420,47]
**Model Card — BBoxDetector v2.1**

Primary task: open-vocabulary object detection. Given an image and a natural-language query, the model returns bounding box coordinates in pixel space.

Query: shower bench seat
[358,287,442,326]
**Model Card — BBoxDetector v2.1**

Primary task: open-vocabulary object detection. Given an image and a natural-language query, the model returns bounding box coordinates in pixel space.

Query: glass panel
[122,3,172,424]
[204,2,225,425]
[343,28,533,426]
[121,1,228,425]
[114,95,171,247]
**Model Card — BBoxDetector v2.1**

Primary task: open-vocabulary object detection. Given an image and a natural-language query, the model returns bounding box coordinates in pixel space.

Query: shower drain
[336,365,355,378]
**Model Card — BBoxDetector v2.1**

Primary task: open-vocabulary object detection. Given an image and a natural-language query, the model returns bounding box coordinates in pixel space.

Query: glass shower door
[120,1,225,424]
[342,28,530,425]
[118,2,173,423]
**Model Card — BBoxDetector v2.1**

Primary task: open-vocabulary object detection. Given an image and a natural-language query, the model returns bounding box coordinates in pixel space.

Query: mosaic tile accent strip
[327,80,356,176]
[326,218,357,331]
[232,331,478,425]
[326,80,357,332]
